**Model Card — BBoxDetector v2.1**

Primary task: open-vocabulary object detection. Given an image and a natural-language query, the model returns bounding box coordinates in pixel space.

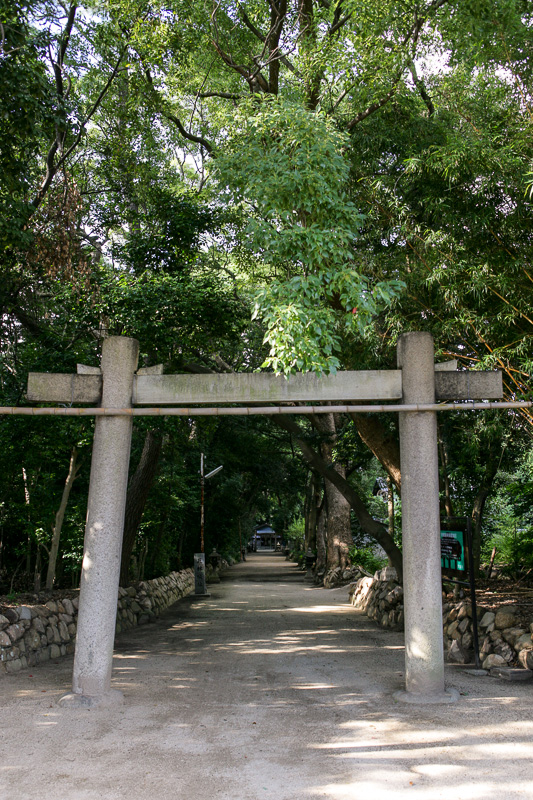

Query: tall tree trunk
[387,475,395,539]
[471,476,497,575]
[22,467,31,573]
[46,447,80,590]
[350,414,402,491]
[120,429,163,586]
[304,472,312,548]
[272,415,403,581]
[315,497,327,577]
[438,430,454,517]
[137,538,149,581]
[314,412,352,572]
[304,470,320,553]
[386,475,395,566]
[470,454,499,575]
[33,548,41,592]
[147,510,169,578]
[325,461,352,571]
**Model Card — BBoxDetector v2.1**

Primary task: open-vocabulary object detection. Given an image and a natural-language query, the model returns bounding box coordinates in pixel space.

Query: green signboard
[440,529,465,571]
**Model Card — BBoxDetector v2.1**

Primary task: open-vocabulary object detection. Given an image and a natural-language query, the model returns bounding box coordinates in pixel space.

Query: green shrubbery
[348,545,387,575]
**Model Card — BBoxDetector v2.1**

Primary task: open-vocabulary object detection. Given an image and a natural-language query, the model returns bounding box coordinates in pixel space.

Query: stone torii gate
[26,332,502,707]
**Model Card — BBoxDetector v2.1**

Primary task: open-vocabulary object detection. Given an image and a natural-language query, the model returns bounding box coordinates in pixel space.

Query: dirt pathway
[1,553,532,799]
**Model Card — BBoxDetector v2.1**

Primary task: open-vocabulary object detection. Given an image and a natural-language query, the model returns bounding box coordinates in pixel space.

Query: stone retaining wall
[0,568,194,675]
[349,571,533,670]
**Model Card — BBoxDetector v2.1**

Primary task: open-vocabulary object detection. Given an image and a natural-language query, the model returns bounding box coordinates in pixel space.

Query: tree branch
[349,414,402,491]
[344,0,450,128]
[212,39,270,92]
[238,4,267,42]
[346,84,398,129]
[59,3,77,65]
[162,110,214,154]
[408,60,434,116]
[31,44,128,211]
[197,91,243,100]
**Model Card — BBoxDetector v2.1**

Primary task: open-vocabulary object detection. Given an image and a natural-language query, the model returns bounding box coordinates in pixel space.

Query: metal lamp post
[194,454,223,596]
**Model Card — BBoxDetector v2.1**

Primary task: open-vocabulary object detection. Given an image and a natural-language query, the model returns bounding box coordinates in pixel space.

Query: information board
[440,529,466,571]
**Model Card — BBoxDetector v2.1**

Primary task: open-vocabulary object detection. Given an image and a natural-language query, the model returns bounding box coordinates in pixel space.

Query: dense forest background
[1,0,532,593]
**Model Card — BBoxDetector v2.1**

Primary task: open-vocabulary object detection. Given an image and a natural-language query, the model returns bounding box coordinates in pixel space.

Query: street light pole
[195,454,223,596]
[200,453,205,554]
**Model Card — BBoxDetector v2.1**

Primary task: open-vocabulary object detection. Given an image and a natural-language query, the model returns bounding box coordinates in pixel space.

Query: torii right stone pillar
[60,336,139,708]
[395,332,458,704]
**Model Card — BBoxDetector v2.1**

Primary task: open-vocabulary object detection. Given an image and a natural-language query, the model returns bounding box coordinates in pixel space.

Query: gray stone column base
[58,690,124,709]
[393,688,459,705]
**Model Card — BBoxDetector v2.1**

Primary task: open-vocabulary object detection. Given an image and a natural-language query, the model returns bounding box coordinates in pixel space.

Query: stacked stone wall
[349,573,533,670]
[0,568,194,675]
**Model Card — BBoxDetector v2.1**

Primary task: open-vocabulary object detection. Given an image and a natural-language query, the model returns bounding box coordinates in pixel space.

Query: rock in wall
[348,572,533,670]
[0,568,194,675]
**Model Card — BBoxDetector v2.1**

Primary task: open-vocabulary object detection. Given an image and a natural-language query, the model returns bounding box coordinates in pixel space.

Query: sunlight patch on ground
[276,629,340,638]
[215,643,347,654]
[461,718,533,736]
[286,605,352,614]
[310,716,533,774]
[502,720,533,732]
[169,620,209,628]
[318,720,460,746]
[313,742,533,763]
[114,653,150,659]
[310,778,522,800]
[292,683,340,690]
[412,764,464,776]
[469,742,533,758]
[13,688,47,698]
[467,696,525,706]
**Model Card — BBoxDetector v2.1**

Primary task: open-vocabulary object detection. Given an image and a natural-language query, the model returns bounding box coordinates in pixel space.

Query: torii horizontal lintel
[27,373,102,404]
[134,370,402,404]
[26,367,503,406]
[434,371,502,400]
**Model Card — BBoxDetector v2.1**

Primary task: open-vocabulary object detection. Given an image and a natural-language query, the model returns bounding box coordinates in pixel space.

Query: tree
[3,0,533,590]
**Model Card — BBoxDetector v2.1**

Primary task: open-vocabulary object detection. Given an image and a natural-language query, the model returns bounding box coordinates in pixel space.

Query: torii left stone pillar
[60,337,139,707]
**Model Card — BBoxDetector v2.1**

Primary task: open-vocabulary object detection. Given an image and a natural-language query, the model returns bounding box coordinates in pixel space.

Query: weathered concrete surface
[26,372,102,403]
[2,554,533,800]
[134,368,503,405]
[134,369,403,404]
[26,367,502,407]
[434,370,502,400]
[68,336,139,703]
[397,332,448,700]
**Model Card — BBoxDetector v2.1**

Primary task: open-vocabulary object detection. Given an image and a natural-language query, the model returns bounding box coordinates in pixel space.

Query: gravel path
[1,553,532,799]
